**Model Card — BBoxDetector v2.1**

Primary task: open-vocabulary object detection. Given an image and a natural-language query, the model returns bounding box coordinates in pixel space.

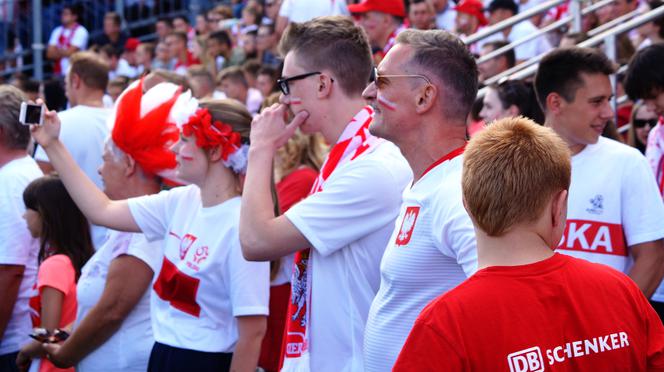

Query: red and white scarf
[645,118,664,196]
[54,23,79,75]
[281,106,381,371]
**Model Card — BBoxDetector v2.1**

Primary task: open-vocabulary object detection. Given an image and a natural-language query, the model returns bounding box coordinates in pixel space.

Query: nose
[170,139,182,154]
[362,81,377,102]
[600,100,614,121]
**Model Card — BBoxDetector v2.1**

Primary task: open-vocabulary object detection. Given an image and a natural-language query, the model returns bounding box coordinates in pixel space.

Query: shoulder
[41,254,74,272]
[594,136,645,160]
[345,141,411,183]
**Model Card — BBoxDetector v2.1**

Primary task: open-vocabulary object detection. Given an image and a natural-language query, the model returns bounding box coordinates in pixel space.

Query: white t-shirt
[35,105,110,249]
[128,185,269,352]
[47,24,89,74]
[75,230,162,372]
[364,152,477,372]
[284,141,412,371]
[557,137,664,300]
[109,59,139,80]
[436,8,457,31]
[0,156,42,355]
[246,88,263,116]
[482,20,552,61]
[279,0,349,23]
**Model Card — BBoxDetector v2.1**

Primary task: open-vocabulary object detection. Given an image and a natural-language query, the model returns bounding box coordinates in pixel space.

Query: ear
[71,73,81,89]
[124,155,138,177]
[545,92,564,116]
[414,84,438,114]
[551,189,568,231]
[208,145,223,162]
[316,74,334,99]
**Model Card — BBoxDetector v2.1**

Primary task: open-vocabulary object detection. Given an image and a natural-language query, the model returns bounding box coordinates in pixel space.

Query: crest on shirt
[395,206,420,246]
[169,233,197,260]
[193,246,209,264]
[290,255,308,327]
[586,194,604,215]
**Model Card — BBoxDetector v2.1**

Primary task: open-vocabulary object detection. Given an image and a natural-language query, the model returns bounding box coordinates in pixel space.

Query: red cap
[348,0,406,18]
[124,37,141,52]
[455,0,488,26]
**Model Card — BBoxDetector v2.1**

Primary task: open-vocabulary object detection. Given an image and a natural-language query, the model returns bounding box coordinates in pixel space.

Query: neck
[117,175,162,200]
[72,89,105,108]
[476,228,555,270]
[238,89,248,104]
[198,164,240,207]
[398,118,467,182]
[319,96,368,144]
[544,117,585,155]
[0,148,28,168]
[108,32,119,42]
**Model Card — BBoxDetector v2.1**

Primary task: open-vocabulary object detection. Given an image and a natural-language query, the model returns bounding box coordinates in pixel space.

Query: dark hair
[493,80,544,124]
[218,66,248,87]
[258,66,277,78]
[100,44,121,58]
[43,78,67,112]
[483,40,516,68]
[487,0,519,14]
[0,85,29,149]
[650,0,664,38]
[396,29,479,122]
[169,31,188,44]
[173,15,189,25]
[624,43,664,100]
[23,175,94,280]
[279,16,373,96]
[242,59,262,78]
[209,30,232,48]
[104,11,122,26]
[157,16,174,27]
[534,47,615,110]
[63,3,83,23]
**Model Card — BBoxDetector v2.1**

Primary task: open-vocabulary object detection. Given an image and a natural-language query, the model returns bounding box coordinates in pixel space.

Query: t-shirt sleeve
[621,153,664,246]
[227,234,270,317]
[47,27,59,46]
[128,188,180,242]
[284,159,405,257]
[71,27,89,50]
[0,189,35,265]
[113,234,163,274]
[38,255,75,296]
[278,0,291,17]
[393,315,464,371]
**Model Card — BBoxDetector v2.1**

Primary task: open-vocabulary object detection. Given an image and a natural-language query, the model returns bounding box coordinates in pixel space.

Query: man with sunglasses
[361,29,478,372]
[240,16,411,372]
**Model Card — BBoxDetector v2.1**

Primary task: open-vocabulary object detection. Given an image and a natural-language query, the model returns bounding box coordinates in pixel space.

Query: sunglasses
[369,66,432,89]
[276,71,322,95]
[633,118,658,128]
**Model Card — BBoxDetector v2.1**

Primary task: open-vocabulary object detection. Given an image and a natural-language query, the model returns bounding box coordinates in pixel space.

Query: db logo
[507,347,544,372]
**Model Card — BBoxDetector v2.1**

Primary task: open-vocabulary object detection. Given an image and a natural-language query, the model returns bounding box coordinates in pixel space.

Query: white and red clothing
[645,120,664,197]
[394,253,664,371]
[75,231,162,372]
[556,137,664,277]
[47,23,89,75]
[173,51,201,76]
[0,156,41,355]
[373,25,406,64]
[281,107,412,371]
[127,185,269,352]
[363,147,477,372]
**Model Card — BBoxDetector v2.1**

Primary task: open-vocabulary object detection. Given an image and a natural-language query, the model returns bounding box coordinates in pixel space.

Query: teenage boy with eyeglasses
[360,29,478,372]
[240,16,411,372]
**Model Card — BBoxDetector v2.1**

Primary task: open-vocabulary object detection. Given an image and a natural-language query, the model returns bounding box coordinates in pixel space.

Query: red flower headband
[181,108,242,161]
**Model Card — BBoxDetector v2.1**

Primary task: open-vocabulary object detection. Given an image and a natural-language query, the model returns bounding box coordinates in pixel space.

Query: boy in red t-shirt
[394,117,664,371]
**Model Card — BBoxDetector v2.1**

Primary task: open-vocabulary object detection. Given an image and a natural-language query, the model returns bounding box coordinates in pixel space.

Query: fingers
[285,110,309,134]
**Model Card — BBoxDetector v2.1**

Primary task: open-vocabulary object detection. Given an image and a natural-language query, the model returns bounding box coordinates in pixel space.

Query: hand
[15,351,31,372]
[42,342,75,369]
[250,103,309,152]
[29,99,62,150]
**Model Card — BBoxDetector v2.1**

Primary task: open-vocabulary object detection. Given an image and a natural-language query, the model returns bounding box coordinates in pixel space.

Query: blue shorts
[148,342,232,372]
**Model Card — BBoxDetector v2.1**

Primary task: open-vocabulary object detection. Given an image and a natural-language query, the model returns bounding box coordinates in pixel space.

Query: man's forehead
[379,44,412,72]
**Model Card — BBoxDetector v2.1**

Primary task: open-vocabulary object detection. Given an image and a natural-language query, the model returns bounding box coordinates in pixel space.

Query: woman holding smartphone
[31,88,269,372]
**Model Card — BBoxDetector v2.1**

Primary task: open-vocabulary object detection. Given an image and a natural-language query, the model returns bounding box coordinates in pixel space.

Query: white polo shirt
[128,185,269,352]
[284,141,412,371]
[364,149,477,372]
[557,137,664,299]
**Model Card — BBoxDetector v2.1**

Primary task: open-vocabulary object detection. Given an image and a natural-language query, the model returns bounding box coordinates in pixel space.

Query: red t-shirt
[394,253,664,371]
[276,167,318,213]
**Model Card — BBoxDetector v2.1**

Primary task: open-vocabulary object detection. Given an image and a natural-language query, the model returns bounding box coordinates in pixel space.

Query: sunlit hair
[462,117,571,236]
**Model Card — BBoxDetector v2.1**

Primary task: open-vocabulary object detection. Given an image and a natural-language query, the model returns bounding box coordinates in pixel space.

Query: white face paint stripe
[378,95,397,111]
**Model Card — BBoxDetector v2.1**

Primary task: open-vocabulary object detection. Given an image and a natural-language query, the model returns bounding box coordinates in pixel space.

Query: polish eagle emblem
[395,206,420,246]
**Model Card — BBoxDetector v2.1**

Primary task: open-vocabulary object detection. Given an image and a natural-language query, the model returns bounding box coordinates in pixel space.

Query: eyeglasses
[276,71,321,95]
[369,66,432,89]
[633,118,658,128]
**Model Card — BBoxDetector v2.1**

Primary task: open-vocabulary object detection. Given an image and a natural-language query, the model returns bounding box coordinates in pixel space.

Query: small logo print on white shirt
[586,194,604,215]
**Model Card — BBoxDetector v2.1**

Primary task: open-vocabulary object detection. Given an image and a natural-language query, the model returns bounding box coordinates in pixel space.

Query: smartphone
[19,102,44,126]
[29,328,70,343]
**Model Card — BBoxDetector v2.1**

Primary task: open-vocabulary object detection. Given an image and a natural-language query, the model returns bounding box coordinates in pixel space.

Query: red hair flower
[182,108,242,160]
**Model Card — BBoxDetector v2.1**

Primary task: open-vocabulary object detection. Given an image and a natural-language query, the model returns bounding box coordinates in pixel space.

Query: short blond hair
[462,117,571,236]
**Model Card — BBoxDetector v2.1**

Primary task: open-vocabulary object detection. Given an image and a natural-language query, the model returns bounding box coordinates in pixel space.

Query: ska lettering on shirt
[394,254,664,372]
[282,107,412,371]
[128,185,269,352]
[556,137,664,272]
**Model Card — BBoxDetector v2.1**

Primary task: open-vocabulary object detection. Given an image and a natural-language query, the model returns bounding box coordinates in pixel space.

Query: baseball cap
[124,37,141,52]
[487,0,519,14]
[455,0,488,26]
[348,0,406,18]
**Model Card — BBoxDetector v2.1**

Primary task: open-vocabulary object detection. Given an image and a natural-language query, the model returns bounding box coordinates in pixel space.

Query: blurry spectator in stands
[152,41,174,71]
[349,0,407,64]
[206,30,242,77]
[0,86,42,372]
[34,52,111,249]
[143,69,191,92]
[485,0,552,62]
[208,5,233,32]
[478,41,515,83]
[257,24,281,69]
[480,79,544,125]
[218,66,263,115]
[559,31,588,47]
[11,75,40,102]
[628,101,658,154]
[264,0,282,25]
[107,76,130,103]
[43,79,68,112]
[233,4,261,42]
[123,38,142,74]
[239,31,259,62]
[100,45,138,80]
[276,0,349,35]
[610,0,639,20]
[155,17,174,42]
[256,67,278,98]
[196,12,211,37]
[455,0,488,37]
[187,65,218,99]
[47,4,89,76]
[136,42,155,74]
[173,15,196,51]
[90,12,128,54]
[242,59,262,89]
[167,31,200,75]
[431,0,457,30]
[409,0,436,30]
[637,0,664,49]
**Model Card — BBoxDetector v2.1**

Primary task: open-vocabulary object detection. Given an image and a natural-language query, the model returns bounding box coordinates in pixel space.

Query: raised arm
[31,105,140,233]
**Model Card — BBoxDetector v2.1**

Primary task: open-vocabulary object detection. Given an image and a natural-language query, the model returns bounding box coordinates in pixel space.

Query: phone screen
[25,104,42,124]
